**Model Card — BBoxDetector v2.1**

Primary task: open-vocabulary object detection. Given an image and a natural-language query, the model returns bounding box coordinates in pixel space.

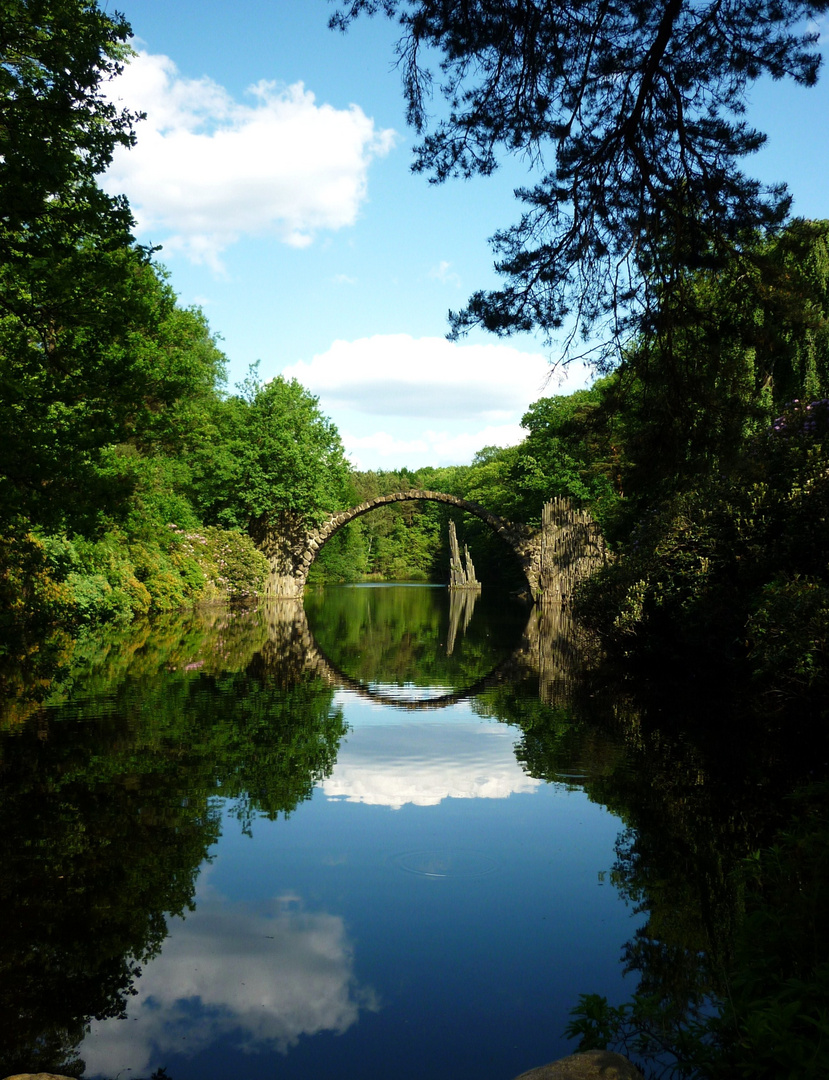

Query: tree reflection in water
[0,591,822,1078]
[0,605,346,1075]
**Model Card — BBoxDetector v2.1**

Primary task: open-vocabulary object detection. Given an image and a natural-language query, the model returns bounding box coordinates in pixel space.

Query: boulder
[514,1049,643,1080]
[3,1075,77,1080]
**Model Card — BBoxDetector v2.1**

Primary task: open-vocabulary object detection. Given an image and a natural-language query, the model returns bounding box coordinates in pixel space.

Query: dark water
[2,584,781,1080]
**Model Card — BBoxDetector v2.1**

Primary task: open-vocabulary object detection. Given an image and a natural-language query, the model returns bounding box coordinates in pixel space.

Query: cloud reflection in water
[322,706,542,808]
[81,889,379,1077]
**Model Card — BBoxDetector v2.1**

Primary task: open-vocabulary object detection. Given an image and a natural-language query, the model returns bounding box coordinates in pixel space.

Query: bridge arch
[255,490,605,600]
[302,489,534,590]
[315,490,517,545]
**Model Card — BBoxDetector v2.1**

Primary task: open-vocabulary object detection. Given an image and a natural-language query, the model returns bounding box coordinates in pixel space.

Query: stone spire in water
[448,520,481,590]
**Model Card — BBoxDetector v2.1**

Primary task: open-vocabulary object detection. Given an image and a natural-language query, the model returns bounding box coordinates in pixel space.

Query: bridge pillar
[251,512,312,599]
[534,498,609,603]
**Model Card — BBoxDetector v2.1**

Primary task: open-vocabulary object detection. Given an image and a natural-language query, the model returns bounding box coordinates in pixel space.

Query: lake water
[0,585,647,1080]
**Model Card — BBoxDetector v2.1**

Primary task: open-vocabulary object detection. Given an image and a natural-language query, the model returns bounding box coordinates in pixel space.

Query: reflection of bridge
[257,597,590,711]
[253,491,606,600]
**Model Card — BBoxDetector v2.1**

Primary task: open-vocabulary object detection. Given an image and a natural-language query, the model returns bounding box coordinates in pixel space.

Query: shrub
[65,571,133,624]
[203,527,269,595]
[0,532,76,637]
[575,413,829,700]
[166,525,268,597]
[0,531,76,705]
[747,576,829,693]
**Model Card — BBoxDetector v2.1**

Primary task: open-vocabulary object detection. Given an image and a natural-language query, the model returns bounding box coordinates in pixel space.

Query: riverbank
[1,525,268,630]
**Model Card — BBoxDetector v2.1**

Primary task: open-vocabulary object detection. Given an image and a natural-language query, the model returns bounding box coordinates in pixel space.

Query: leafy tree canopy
[331,0,829,361]
[0,1,167,531]
[191,371,352,531]
[0,251,228,531]
[0,0,139,258]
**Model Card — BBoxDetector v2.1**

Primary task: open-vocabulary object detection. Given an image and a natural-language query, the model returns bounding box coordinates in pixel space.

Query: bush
[747,576,829,693]
[0,531,76,706]
[15,523,268,628]
[167,525,268,597]
[575,412,829,700]
[65,571,133,624]
[0,532,76,636]
[203,527,269,595]
[575,488,745,667]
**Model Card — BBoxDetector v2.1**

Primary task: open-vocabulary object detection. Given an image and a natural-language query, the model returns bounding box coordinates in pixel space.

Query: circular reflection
[304,583,528,694]
[391,849,499,879]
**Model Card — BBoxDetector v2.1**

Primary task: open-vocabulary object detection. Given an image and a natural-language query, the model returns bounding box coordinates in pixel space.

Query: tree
[331,0,829,362]
[0,0,138,258]
[190,372,352,533]
[595,220,829,513]
[0,248,228,531]
[0,0,150,531]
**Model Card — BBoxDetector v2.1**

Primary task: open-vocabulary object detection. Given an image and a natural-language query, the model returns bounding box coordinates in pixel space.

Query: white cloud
[81,892,379,1076]
[428,260,462,287]
[280,333,592,468]
[322,718,542,808]
[282,333,582,419]
[104,51,396,269]
[340,423,529,469]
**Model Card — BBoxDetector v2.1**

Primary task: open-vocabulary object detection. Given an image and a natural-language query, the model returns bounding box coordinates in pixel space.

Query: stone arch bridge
[254,490,606,601]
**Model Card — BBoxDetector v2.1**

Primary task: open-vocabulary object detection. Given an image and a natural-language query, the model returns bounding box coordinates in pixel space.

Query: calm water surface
[0,586,643,1080]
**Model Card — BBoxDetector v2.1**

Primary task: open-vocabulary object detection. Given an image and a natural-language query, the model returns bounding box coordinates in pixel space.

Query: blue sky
[104,1,829,470]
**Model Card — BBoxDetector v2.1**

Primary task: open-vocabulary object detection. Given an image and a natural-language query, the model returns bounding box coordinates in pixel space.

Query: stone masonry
[253,490,606,601]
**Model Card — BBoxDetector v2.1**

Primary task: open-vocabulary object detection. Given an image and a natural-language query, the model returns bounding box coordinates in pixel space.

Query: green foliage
[353,470,442,577]
[65,569,133,623]
[192,370,351,532]
[308,518,371,583]
[0,0,281,639]
[0,530,74,632]
[564,994,638,1055]
[0,519,268,637]
[0,243,232,533]
[0,0,137,254]
[575,391,829,706]
[460,378,624,532]
[753,220,829,405]
[515,381,621,514]
[0,530,76,703]
[593,223,829,521]
[555,227,829,706]
[747,576,829,692]
[0,1,186,533]
[565,991,716,1080]
[200,527,270,597]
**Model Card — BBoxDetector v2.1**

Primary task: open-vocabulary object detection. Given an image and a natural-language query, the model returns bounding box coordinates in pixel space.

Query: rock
[3,1074,77,1080]
[513,1049,644,1080]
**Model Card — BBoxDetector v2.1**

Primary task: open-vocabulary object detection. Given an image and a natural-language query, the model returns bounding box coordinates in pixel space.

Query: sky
[102,1,829,470]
